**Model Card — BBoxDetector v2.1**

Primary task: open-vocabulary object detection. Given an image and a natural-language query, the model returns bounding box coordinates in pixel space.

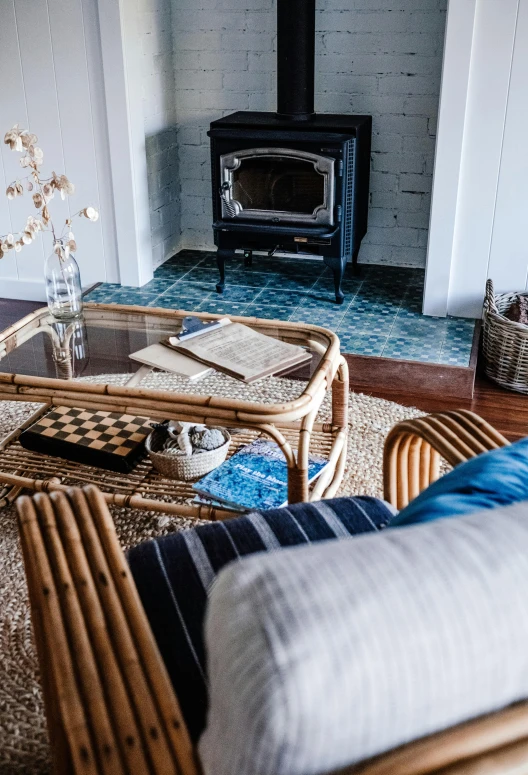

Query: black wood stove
[208,0,372,305]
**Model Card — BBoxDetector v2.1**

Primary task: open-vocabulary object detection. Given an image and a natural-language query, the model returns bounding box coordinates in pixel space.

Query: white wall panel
[488,0,528,293]
[0,0,46,287]
[47,0,106,286]
[0,0,118,299]
[425,0,528,318]
[423,0,476,317]
[81,0,119,284]
[97,0,154,286]
[447,0,519,318]
[15,0,72,280]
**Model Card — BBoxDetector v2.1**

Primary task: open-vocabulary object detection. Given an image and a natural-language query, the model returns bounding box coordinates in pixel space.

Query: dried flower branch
[0,124,99,261]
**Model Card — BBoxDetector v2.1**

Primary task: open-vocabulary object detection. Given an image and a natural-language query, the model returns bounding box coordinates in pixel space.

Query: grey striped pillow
[199,501,528,775]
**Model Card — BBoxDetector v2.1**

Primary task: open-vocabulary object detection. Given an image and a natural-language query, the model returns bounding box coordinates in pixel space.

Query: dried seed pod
[21,132,38,149]
[4,124,22,151]
[83,206,99,222]
[33,192,43,209]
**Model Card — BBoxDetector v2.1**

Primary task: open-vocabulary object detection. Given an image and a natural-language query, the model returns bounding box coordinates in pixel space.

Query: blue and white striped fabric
[199,500,528,775]
[127,496,394,740]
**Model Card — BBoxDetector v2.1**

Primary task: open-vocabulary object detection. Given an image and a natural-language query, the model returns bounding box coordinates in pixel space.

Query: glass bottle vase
[44,241,83,320]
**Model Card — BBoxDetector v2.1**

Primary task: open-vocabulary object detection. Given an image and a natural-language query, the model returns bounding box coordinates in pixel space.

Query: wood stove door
[219,148,335,226]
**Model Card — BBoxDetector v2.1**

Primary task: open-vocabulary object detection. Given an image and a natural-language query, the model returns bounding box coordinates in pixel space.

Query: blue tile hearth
[84,249,477,368]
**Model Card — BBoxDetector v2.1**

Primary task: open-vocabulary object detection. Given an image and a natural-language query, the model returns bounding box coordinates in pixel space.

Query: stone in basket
[146,421,231,481]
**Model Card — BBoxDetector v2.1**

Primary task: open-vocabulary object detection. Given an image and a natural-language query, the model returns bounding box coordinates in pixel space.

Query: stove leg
[216,249,232,294]
[324,255,347,305]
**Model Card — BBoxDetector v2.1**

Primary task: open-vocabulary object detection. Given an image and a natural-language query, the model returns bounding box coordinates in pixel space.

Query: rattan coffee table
[0,303,348,519]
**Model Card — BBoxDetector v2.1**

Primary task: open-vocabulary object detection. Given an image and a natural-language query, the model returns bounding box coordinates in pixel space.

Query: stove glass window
[232,156,325,215]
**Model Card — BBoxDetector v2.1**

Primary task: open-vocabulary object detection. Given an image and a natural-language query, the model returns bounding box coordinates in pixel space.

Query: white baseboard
[0,278,47,302]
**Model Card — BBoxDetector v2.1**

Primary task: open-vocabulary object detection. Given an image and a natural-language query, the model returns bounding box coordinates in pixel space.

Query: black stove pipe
[276,0,316,120]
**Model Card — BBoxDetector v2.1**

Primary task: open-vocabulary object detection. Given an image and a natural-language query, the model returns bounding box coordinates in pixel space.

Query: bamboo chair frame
[17,485,528,775]
[383,410,510,510]
[0,304,350,517]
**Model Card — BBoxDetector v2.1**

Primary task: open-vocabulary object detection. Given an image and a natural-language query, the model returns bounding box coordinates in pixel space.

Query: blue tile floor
[85,250,476,367]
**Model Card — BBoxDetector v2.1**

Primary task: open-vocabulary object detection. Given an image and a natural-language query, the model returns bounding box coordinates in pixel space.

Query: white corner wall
[0,0,119,300]
[424,0,528,318]
[141,0,180,270]
[172,0,448,267]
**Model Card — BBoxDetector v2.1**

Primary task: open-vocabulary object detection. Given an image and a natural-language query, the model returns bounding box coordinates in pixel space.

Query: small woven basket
[146,426,231,481]
[482,278,528,394]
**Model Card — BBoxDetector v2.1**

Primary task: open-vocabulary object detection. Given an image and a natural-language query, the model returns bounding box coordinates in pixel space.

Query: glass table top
[0,305,320,397]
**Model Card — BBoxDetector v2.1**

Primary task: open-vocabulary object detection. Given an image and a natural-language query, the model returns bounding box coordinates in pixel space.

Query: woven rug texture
[0,372,424,774]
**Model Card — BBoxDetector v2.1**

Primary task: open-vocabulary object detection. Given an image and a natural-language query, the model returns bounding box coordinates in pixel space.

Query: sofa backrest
[199,501,528,775]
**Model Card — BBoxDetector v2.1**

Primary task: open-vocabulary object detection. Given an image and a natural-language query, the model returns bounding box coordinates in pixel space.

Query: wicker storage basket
[146,426,231,481]
[482,279,528,394]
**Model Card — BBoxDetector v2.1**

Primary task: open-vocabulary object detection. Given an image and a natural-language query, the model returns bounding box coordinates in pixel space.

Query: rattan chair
[383,409,510,510]
[16,476,528,774]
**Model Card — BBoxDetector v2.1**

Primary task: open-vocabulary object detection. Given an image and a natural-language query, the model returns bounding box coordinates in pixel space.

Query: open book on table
[164,317,311,383]
[129,343,212,380]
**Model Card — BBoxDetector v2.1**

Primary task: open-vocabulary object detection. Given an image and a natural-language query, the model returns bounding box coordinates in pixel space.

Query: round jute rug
[0,373,424,774]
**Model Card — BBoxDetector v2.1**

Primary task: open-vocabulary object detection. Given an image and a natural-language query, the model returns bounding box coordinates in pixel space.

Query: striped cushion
[200,501,528,775]
[127,496,393,741]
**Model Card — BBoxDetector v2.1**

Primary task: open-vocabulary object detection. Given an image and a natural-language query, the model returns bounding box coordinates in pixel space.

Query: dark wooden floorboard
[1,296,526,442]
[355,374,528,443]
[0,298,42,331]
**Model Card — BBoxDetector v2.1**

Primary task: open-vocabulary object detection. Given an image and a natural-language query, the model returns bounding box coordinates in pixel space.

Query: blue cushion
[391,437,528,527]
[127,496,394,741]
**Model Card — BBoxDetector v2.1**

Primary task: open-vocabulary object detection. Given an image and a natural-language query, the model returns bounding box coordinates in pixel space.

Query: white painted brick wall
[140,0,180,268]
[171,0,447,267]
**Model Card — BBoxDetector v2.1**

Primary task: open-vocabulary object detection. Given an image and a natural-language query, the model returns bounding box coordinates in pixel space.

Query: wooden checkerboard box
[19,407,153,473]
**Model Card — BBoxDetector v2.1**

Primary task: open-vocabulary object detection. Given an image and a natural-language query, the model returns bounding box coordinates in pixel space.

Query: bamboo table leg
[331,357,349,430]
[288,356,349,504]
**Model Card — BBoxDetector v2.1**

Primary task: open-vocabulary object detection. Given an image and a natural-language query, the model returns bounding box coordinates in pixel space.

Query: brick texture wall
[172,0,447,267]
[141,0,180,268]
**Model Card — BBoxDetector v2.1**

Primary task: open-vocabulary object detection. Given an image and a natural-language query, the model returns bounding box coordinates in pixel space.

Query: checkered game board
[31,407,153,456]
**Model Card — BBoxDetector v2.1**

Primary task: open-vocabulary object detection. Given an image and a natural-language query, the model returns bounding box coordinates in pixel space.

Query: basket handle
[484,279,499,315]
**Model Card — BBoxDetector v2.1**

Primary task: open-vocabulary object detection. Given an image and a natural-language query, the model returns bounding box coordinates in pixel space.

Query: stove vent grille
[344,139,356,257]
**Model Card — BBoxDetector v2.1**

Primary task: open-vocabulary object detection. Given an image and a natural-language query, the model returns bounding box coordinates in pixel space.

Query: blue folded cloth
[391,437,528,526]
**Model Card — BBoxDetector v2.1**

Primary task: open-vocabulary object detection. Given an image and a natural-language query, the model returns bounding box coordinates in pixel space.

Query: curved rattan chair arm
[383,410,510,510]
[16,485,200,775]
[351,702,528,775]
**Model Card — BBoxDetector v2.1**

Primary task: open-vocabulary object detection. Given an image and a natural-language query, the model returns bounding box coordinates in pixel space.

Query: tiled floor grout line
[378,281,413,357]
[84,251,475,367]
